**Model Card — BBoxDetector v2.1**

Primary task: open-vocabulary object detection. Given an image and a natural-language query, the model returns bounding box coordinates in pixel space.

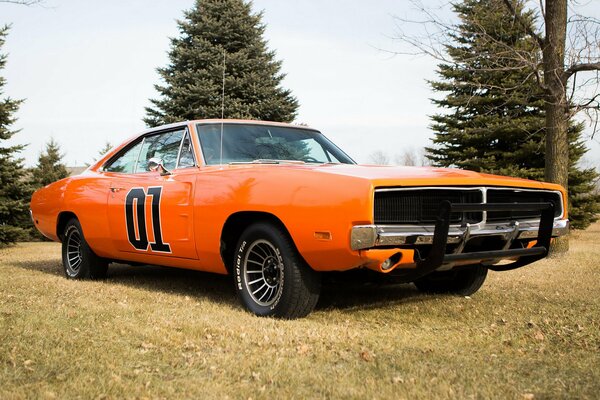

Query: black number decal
[125,186,171,253]
[125,188,148,250]
[147,187,171,252]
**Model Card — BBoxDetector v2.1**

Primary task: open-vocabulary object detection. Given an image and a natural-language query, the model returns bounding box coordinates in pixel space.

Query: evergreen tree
[145,0,298,126]
[32,138,68,187]
[428,0,599,229]
[0,26,31,245]
[86,141,113,166]
[97,141,112,157]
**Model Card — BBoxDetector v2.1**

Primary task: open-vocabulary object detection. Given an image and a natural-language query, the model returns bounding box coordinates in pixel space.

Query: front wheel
[62,218,108,280]
[233,223,321,319]
[413,264,488,296]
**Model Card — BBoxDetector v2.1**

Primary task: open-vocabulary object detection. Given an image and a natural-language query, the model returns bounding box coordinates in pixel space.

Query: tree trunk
[543,0,569,253]
[545,98,570,254]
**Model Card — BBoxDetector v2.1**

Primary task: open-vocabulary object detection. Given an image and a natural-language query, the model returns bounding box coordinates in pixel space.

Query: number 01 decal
[125,186,171,253]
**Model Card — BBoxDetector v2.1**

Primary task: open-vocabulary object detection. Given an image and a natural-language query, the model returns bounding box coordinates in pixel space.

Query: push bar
[405,201,556,280]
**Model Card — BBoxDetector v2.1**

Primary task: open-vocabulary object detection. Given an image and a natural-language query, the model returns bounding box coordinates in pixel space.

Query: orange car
[30,120,569,318]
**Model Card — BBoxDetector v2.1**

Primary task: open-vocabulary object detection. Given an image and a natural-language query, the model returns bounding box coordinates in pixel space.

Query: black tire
[233,222,321,319]
[413,264,488,296]
[61,218,108,280]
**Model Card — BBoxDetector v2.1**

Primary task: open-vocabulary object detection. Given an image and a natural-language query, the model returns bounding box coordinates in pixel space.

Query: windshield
[197,123,355,165]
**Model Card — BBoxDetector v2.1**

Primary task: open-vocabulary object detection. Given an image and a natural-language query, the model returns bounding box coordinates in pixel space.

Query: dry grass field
[1,224,599,399]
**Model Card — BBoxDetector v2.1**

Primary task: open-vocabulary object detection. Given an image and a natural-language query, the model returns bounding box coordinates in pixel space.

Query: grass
[1,224,599,399]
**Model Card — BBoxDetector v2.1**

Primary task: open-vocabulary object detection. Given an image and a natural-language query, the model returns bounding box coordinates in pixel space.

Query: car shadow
[318,272,430,312]
[108,263,237,307]
[105,264,434,311]
[9,259,435,313]
[9,259,64,276]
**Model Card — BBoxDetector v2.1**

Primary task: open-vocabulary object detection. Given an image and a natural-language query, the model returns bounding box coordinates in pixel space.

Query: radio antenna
[219,49,226,168]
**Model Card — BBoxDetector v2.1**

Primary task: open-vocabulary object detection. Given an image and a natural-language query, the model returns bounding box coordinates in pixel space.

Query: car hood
[293,163,563,191]
[208,162,564,193]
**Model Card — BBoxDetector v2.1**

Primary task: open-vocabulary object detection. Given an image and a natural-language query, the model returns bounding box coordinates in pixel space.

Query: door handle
[110,187,125,193]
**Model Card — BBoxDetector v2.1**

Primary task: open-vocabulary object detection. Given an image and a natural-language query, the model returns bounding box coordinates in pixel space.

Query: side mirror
[147,157,171,176]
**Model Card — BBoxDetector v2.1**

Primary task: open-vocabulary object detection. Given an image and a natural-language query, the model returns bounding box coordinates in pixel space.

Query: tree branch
[0,0,43,4]
[565,62,600,78]
[501,0,545,49]
[570,93,600,111]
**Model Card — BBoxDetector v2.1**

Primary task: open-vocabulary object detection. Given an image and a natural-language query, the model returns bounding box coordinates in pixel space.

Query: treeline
[1,0,599,247]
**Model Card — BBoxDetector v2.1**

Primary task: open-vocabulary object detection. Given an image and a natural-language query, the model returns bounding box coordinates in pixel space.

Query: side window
[138,130,185,172]
[177,131,196,168]
[103,140,143,173]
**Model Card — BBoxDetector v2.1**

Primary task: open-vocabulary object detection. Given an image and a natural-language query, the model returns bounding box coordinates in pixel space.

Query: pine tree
[428,0,600,229]
[86,141,113,166]
[0,26,31,245]
[97,141,112,157]
[145,0,298,127]
[32,138,69,187]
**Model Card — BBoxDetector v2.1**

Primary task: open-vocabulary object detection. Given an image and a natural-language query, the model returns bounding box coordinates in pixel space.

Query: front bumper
[352,201,567,278]
[351,218,569,251]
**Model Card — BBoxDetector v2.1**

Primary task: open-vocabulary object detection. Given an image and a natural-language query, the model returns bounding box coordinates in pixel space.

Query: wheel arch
[56,211,78,242]
[220,211,296,274]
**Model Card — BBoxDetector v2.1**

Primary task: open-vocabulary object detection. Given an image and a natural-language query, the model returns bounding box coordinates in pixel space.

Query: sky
[2,0,599,167]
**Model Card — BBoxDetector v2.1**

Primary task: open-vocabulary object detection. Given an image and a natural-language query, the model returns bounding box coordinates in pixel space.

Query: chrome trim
[175,128,197,169]
[453,223,472,254]
[175,129,186,168]
[501,221,521,251]
[482,187,488,224]
[374,186,486,193]
[350,219,569,251]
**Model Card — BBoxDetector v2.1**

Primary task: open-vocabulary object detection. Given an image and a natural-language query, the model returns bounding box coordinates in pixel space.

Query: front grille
[486,189,562,221]
[374,187,563,225]
[374,189,483,224]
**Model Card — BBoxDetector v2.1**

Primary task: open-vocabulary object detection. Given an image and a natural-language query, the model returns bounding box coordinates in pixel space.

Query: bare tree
[0,0,43,4]
[393,0,600,193]
[394,147,431,166]
[594,175,600,196]
[368,150,391,165]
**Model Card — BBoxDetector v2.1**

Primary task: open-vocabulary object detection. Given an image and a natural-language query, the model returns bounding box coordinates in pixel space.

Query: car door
[104,127,199,260]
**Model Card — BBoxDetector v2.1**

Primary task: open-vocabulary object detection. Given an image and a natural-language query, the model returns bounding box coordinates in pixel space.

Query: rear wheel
[413,264,487,296]
[233,222,321,319]
[62,219,108,280]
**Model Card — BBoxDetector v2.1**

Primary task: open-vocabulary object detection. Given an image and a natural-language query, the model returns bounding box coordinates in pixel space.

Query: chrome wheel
[65,228,83,277]
[234,223,321,318]
[243,239,283,307]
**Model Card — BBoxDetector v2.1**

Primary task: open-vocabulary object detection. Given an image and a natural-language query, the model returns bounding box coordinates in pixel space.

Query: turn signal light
[314,231,332,240]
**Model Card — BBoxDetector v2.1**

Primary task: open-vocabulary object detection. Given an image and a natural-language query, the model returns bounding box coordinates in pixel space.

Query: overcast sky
[2,0,599,167]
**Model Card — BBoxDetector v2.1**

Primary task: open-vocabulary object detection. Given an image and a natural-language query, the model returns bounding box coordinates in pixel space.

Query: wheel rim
[243,239,283,307]
[65,228,83,277]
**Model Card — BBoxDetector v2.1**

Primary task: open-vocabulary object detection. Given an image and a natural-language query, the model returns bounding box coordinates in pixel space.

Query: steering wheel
[301,156,320,163]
